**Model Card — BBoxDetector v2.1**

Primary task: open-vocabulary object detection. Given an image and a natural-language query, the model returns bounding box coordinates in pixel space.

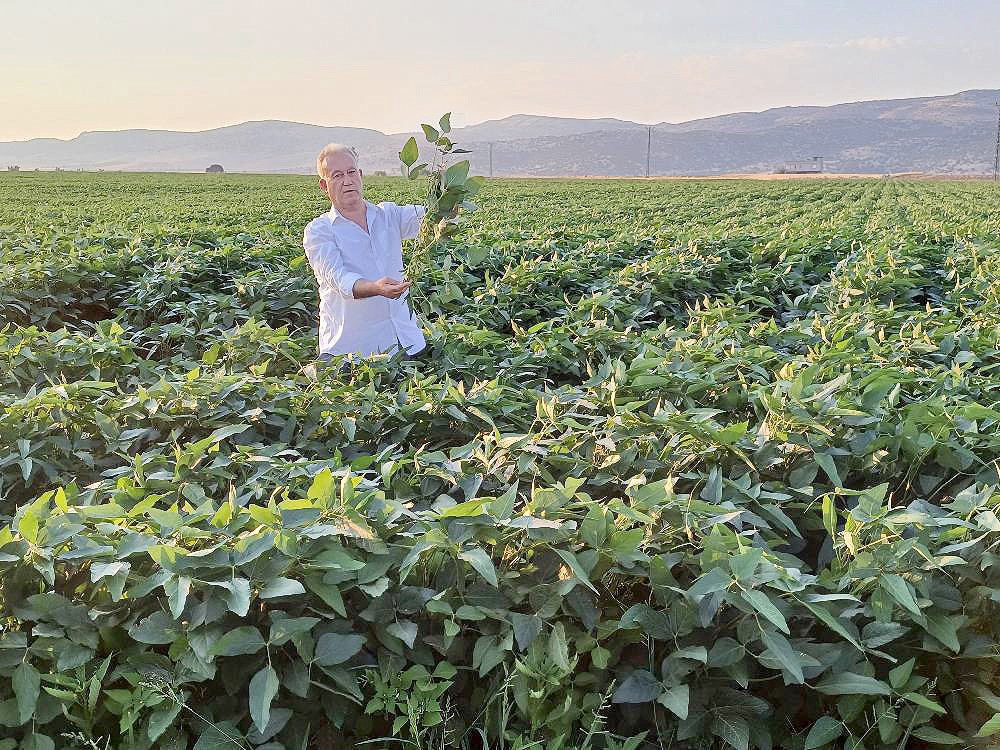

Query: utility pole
[994,101,999,182]
[489,142,494,179]
[645,126,652,178]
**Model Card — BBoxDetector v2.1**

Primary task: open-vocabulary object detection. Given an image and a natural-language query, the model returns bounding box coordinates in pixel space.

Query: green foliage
[2,173,1000,748]
[398,114,485,318]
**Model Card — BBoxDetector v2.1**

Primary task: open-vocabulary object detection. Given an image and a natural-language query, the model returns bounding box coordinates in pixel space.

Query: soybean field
[2,172,1000,750]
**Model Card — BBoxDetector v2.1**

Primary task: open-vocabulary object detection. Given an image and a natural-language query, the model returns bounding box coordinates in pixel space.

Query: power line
[994,100,999,182]
[645,126,652,178]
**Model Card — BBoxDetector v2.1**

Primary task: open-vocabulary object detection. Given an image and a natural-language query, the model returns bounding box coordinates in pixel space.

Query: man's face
[320,151,364,210]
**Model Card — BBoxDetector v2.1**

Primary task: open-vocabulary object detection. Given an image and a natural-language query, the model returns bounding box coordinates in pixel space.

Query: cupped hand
[374,276,412,299]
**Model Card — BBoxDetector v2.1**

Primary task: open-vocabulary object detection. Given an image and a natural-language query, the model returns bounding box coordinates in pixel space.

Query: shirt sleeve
[303,223,363,299]
[396,203,427,241]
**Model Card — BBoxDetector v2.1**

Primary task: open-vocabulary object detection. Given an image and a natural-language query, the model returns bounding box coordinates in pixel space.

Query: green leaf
[888,657,915,689]
[444,160,470,188]
[822,495,837,537]
[815,453,842,486]
[249,665,279,733]
[612,669,660,703]
[164,575,191,618]
[0,699,18,727]
[192,720,245,750]
[815,671,891,696]
[464,175,486,196]
[88,654,112,711]
[707,637,745,668]
[804,716,843,749]
[259,577,305,599]
[880,574,922,617]
[799,600,863,651]
[553,548,599,594]
[213,626,266,657]
[13,662,40,724]
[923,614,960,652]
[269,616,320,646]
[911,726,965,744]
[760,629,803,684]
[977,713,1000,737]
[743,589,789,634]
[386,620,418,648]
[438,112,451,133]
[688,567,731,598]
[459,546,498,587]
[421,124,440,142]
[657,684,689,719]
[147,702,182,742]
[712,713,749,750]
[314,632,365,665]
[548,622,570,672]
[510,613,542,651]
[222,577,251,616]
[902,692,946,714]
[21,734,54,750]
[728,548,762,580]
[399,137,419,167]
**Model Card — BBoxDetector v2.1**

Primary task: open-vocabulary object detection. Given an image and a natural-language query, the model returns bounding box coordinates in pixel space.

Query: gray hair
[316,143,360,178]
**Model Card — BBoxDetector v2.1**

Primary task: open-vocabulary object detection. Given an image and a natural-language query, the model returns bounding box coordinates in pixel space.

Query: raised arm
[393,203,427,241]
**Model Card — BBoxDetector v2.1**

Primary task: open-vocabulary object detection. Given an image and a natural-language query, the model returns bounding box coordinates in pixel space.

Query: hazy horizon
[5,0,1000,143]
[4,85,998,144]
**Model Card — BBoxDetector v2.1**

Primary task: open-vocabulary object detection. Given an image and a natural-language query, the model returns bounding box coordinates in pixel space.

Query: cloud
[841,36,909,51]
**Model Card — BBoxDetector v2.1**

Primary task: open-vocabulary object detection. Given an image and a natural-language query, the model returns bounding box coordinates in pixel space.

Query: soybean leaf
[760,629,804,684]
[399,137,419,168]
[711,714,749,750]
[612,669,660,703]
[148,703,182,742]
[314,633,365,665]
[880,574,922,617]
[977,713,1000,737]
[213,626,266,657]
[815,672,891,696]
[743,589,789,634]
[657,684,689,719]
[553,548,599,594]
[459,546,498,587]
[804,716,843,749]
[249,665,279,733]
[688,567,731,598]
[259,577,305,599]
[13,662,40,724]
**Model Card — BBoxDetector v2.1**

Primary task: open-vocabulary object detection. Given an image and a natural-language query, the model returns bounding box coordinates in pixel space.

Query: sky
[4,0,1000,142]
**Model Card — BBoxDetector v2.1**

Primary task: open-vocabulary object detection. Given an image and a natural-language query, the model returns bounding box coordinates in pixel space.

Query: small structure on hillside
[206,164,225,173]
[7,165,19,171]
[777,156,824,174]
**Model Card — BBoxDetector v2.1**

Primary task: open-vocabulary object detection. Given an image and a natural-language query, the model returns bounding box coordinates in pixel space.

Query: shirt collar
[328,201,373,225]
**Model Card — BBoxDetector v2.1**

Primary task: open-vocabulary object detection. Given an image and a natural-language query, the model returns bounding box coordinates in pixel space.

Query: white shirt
[303,201,427,357]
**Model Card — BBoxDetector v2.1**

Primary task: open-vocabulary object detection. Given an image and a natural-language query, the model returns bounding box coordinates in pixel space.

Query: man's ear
[319,177,328,192]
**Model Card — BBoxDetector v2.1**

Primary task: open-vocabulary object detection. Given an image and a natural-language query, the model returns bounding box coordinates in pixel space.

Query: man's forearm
[352,277,411,300]
[352,279,379,299]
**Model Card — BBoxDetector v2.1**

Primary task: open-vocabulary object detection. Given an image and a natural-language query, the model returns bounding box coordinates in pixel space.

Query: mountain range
[3,89,998,176]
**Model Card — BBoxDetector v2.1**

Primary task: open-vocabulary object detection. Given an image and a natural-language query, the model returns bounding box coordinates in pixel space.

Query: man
[302,143,427,361]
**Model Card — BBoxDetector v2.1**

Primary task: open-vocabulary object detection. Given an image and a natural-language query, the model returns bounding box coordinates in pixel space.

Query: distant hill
[2,89,997,176]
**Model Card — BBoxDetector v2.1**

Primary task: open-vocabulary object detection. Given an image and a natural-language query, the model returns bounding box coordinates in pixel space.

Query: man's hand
[353,277,412,299]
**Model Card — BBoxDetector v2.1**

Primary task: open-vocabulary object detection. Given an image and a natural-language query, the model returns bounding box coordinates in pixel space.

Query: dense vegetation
[2,172,1000,750]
